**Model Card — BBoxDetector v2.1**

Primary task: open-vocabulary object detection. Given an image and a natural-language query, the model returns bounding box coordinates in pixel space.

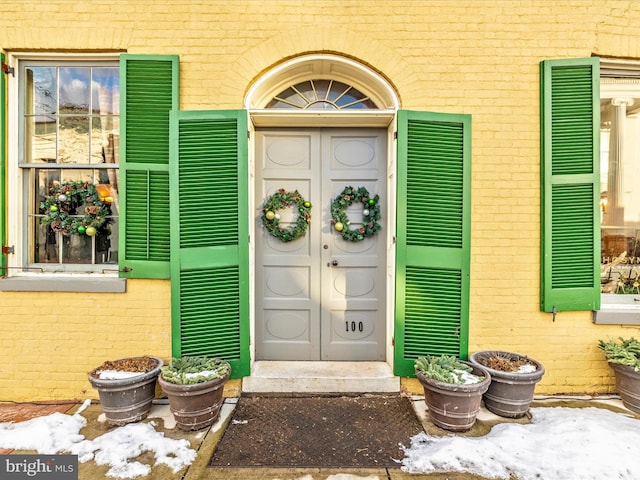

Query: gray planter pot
[415,360,491,432]
[88,356,163,426]
[158,371,230,431]
[609,362,640,414]
[470,350,545,418]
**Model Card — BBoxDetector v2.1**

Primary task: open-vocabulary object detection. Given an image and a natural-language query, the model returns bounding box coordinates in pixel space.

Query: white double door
[255,128,387,361]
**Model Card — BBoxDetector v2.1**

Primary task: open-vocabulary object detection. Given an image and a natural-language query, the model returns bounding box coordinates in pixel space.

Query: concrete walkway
[0,395,631,480]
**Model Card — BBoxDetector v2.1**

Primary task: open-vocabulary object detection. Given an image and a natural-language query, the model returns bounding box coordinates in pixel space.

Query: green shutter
[0,52,5,277]
[170,110,250,378]
[119,55,179,278]
[540,58,600,312]
[394,110,471,377]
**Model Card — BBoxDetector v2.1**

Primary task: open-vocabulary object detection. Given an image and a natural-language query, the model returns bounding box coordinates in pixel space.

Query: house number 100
[345,321,364,332]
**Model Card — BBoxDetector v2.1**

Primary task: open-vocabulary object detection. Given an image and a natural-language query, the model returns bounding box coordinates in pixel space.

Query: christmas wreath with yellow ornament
[40,181,114,237]
[261,189,312,242]
[331,186,381,241]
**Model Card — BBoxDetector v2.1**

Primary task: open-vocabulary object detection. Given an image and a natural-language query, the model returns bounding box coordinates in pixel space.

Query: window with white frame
[600,61,640,299]
[16,59,119,273]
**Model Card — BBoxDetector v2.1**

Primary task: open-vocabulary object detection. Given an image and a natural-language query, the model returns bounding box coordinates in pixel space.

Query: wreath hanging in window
[40,181,114,236]
[331,186,381,242]
[261,188,312,242]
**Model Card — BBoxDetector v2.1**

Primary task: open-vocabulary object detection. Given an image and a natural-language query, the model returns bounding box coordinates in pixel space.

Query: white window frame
[594,59,640,324]
[1,52,125,292]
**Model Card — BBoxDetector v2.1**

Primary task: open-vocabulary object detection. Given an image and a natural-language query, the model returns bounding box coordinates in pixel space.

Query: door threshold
[242,361,400,394]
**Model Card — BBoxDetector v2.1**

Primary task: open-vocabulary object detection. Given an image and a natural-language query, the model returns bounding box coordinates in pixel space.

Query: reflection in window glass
[59,116,90,163]
[91,116,120,164]
[600,86,640,294]
[25,67,57,116]
[59,67,90,113]
[92,67,119,115]
[27,115,56,163]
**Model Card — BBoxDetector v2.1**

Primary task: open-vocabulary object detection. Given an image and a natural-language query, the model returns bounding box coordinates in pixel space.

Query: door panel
[256,128,386,361]
[321,131,386,360]
[256,132,320,360]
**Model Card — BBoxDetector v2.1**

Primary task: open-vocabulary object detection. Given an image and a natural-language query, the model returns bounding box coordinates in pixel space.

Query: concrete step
[242,361,400,393]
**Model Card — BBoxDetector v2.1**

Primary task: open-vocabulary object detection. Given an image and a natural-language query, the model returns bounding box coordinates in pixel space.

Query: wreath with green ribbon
[40,181,113,236]
[331,186,381,242]
[261,189,312,242]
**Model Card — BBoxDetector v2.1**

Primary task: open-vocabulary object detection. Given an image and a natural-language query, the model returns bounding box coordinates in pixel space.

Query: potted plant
[158,356,231,431]
[414,355,491,432]
[88,355,163,426]
[599,337,640,414]
[469,350,545,418]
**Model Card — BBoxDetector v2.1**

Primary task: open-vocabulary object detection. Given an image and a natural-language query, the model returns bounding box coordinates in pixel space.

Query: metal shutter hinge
[1,63,14,76]
[394,131,398,140]
[2,245,14,254]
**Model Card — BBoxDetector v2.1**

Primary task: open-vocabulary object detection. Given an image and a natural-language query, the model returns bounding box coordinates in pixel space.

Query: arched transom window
[267,79,378,110]
[246,54,399,113]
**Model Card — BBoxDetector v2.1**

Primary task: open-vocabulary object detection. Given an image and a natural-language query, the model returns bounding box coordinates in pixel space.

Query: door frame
[248,112,397,368]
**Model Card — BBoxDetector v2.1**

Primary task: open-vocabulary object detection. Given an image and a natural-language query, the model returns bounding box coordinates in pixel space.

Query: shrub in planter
[414,355,491,432]
[599,337,640,414]
[158,356,231,431]
[88,355,163,426]
[469,350,545,418]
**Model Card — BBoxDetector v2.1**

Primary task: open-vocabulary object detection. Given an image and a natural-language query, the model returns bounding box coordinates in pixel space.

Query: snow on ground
[402,406,640,480]
[0,400,198,479]
[0,399,639,479]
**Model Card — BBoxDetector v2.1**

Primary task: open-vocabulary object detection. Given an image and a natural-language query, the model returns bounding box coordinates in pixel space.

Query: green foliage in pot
[599,337,640,371]
[161,356,230,385]
[415,354,485,384]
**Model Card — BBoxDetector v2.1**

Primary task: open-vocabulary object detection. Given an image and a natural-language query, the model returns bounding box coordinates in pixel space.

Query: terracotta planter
[159,372,230,431]
[609,362,640,414]
[415,361,491,432]
[88,356,163,426]
[470,350,545,418]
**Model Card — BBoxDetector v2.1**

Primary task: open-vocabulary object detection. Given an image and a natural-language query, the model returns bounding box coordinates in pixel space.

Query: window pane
[327,81,350,102]
[92,116,120,164]
[26,115,56,163]
[92,67,119,115]
[34,169,118,267]
[25,67,57,115]
[313,80,331,100]
[600,95,640,294]
[59,116,90,163]
[59,67,90,114]
[34,219,59,264]
[273,87,307,108]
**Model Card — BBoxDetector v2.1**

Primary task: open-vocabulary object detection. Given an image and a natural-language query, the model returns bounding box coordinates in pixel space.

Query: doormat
[209,395,424,468]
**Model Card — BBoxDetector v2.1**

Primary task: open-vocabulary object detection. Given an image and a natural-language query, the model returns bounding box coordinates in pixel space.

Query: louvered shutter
[119,55,179,278]
[0,52,5,277]
[540,58,600,312]
[394,110,471,376]
[170,110,250,378]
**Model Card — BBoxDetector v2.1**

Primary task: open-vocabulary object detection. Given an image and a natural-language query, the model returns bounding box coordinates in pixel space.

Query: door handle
[327,260,339,267]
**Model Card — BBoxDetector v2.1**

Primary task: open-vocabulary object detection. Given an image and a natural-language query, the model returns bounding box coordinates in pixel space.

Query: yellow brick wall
[1,280,171,401]
[2,1,640,400]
